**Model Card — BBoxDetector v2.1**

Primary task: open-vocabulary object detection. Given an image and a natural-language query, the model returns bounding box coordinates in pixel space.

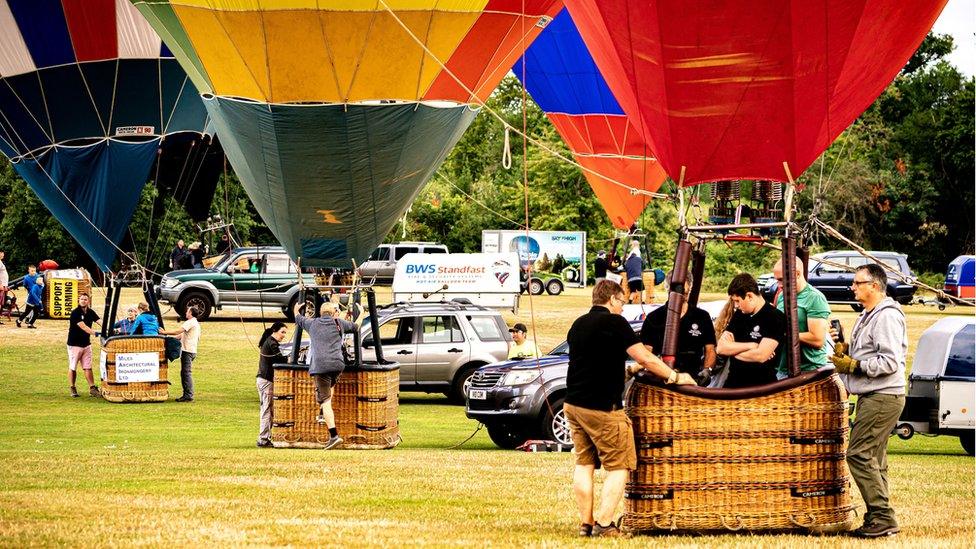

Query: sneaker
[592,521,629,538]
[89,386,100,397]
[578,523,593,537]
[256,440,273,448]
[316,414,327,424]
[852,522,900,538]
[175,396,194,402]
[322,436,343,450]
[70,386,79,398]
[15,320,20,327]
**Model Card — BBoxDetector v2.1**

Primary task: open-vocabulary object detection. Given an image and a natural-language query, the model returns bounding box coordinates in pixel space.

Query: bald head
[773,257,807,288]
[320,302,340,318]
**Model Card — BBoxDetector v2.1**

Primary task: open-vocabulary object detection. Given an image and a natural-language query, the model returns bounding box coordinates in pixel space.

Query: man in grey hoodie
[829,263,906,538]
[293,299,357,450]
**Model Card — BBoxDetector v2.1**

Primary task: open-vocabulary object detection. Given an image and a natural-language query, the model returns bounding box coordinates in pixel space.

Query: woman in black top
[256,322,287,447]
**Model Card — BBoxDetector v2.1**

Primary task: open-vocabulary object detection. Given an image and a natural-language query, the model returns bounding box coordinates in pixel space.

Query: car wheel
[850,303,864,312]
[529,278,544,295]
[545,279,563,296]
[486,422,529,450]
[960,432,975,457]
[177,291,213,320]
[449,364,483,404]
[540,398,572,445]
[283,294,298,321]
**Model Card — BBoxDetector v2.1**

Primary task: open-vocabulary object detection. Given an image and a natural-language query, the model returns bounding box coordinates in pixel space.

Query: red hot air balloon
[564,0,948,185]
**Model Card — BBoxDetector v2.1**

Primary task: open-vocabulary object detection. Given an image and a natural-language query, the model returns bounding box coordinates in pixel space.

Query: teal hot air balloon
[133,0,561,267]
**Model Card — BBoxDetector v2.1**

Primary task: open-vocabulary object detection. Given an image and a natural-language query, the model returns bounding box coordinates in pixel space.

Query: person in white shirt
[160,306,202,402]
[507,322,541,359]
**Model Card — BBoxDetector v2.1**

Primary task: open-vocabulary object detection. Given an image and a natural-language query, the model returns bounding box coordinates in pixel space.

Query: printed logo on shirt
[750,325,762,340]
[688,323,701,337]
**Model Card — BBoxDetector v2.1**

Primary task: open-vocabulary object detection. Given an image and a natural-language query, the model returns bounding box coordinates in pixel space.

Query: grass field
[0,287,972,547]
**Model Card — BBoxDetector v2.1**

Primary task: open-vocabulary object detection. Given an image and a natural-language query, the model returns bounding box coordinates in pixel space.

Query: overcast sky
[933,0,975,75]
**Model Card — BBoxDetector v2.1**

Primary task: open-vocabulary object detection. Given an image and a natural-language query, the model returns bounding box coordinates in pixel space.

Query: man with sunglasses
[830,263,907,538]
[565,280,695,538]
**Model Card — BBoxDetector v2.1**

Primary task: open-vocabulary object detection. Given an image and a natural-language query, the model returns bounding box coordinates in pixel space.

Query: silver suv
[361,300,511,402]
[357,242,448,283]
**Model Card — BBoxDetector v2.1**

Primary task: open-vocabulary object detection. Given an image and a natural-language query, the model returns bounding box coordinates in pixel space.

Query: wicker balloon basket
[271,362,400,450]
[99,336,169,403]
[624,368,854,534]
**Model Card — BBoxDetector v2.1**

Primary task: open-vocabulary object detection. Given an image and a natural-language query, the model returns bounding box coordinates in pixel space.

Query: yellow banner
[47,278,78,319]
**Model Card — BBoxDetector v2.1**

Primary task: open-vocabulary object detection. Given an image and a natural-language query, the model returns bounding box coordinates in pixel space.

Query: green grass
[0,288,972,547]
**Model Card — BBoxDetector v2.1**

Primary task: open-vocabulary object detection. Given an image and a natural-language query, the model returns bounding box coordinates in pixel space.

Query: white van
[357,242,448,283]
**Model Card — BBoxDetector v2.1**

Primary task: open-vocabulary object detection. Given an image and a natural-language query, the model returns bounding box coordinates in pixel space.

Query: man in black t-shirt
[640,271,716,377]
[66,293,100,398]
[716,273,785,388]
[593,251,609,283]
[565,280,695,537]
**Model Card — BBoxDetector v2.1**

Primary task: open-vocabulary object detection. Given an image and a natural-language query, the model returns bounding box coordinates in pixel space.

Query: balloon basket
[271,363,400,450]
[623,368,854,534]
[99,336,170,403]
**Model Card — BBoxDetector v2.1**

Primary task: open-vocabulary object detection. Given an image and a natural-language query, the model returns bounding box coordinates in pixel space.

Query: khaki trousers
[847,392,905,528]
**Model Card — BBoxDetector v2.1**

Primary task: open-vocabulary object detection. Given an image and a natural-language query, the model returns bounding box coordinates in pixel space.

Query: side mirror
[362,337,374,348]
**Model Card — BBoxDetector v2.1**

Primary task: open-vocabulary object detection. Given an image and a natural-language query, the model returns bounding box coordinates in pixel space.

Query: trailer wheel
[545,279,564,296]
[895,423,914,440]
[528,278,544,295]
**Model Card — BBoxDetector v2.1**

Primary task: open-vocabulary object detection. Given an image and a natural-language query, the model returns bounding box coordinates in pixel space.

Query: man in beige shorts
[564,280,695,537]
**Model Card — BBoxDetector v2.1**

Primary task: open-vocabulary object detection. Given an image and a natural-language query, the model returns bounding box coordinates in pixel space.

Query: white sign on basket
[115,352,160,383]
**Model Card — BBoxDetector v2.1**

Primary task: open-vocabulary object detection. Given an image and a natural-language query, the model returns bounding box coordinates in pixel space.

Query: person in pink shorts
[67,293,100,398]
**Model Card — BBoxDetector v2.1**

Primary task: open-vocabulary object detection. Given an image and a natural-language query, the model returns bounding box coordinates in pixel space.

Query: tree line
[0,34,971,290]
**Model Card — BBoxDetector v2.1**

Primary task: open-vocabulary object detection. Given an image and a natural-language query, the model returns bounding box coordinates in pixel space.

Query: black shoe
[89,386,100,397]
[175,396,194,402]
[15,320,21,327]
[27,325,36,329]
[257,440,273,448]
[852,522,900,538]
[578,523,593,537]
[70,386,79,398]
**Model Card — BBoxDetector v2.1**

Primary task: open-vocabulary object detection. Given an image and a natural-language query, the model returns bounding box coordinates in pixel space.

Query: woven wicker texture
[100,336,169,403]
[271,366,400,450]
[623,374,854,533]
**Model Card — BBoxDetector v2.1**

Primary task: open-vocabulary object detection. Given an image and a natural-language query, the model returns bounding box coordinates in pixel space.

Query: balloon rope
[811,218,971,306]
[501,127,512,169]
[436,172,525,229]
[375,0,669,201]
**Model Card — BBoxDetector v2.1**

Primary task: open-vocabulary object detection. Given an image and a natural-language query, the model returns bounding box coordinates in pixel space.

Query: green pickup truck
[158,246,313,320]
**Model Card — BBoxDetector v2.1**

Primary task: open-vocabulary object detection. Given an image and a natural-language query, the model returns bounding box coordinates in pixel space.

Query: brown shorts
[312,373,340,404]
[564,403,637,471]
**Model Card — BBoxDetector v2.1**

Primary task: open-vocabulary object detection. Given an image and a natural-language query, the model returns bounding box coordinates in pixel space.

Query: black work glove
[696,367,712,387]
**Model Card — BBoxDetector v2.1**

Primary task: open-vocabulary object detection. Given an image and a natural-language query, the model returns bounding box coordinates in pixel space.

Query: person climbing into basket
[66,293,100,398]
[829,263,907,538]
[256,322,288,448]
[565,280,695,538]
[715,273,785,388]
[129,302,159,335]
[639,270,716,381]
[773,257,831,378]
[293,299,357,450]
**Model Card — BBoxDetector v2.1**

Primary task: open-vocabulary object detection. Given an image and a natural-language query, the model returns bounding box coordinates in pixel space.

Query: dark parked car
[760,250,916,311]
[465,321,642,449]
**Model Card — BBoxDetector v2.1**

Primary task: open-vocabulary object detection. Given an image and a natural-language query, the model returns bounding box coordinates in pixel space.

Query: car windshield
[549,341,569,355]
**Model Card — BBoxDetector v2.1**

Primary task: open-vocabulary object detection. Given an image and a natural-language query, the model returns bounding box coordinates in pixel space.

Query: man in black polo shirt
[640,271,716,378]
[565,280,695,538]
[716,273,785,388]
[67,293,100,398]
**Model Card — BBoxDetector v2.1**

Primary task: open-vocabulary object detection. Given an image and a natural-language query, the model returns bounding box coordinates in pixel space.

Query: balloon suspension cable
[811,218,972,306]
[436,172,525,229]
[782,162,797,226]
[676,167,687,228]
[374,0,670,201]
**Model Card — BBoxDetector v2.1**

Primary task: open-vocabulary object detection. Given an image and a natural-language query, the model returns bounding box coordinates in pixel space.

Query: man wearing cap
[507,323,541,359]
